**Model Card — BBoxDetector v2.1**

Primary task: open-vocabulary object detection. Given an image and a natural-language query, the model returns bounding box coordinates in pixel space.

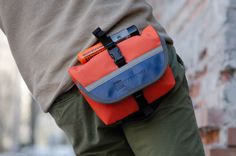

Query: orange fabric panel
[82,92,139,125]
[70,50,118,87]
[118,25,161,62]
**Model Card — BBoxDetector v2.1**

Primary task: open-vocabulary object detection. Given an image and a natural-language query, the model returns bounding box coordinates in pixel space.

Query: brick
[228,128,236,147]
[195,108,223,129]
[220,67,235,83]
[224,80,236,104]
[195,100,205,109]
[194,66,208,80]
[199,49,208,61]
[189,82,201,98]
[200,129,219,145]
[209,148,236,156]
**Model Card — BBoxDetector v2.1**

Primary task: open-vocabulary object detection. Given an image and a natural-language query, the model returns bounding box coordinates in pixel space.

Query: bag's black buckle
[93,27,126,67]
[108,47,126,67]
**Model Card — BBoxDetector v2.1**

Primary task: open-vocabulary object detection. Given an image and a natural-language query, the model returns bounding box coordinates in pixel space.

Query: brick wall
[147,0,236,155]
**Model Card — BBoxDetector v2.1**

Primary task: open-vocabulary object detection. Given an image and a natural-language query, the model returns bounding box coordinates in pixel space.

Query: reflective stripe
[85,46,163,92]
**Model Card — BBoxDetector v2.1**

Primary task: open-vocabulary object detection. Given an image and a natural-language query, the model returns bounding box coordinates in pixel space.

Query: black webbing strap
[92,27,153,117]
[133,90,154,116]
[93,27,126,67]
[121,94,164,124]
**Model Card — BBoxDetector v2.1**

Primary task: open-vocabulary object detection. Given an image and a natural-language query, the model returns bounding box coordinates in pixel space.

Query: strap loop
[133,90,154,116]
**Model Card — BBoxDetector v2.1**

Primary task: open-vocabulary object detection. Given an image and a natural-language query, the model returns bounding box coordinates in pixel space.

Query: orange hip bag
[69,25,176,125]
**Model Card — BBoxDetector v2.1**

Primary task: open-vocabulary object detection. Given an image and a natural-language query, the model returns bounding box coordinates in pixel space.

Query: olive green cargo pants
[49,45,205,156]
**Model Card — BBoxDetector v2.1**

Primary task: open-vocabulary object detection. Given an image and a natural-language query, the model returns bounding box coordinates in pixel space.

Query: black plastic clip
[93,27,126,67]
[108,47,126,67]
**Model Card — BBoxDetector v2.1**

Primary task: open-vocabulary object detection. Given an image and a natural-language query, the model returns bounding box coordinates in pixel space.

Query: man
[0,0,205,155]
